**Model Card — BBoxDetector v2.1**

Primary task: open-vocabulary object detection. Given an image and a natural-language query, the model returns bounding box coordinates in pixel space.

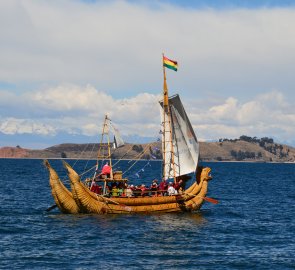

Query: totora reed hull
[44,160,80,214]
[45,160,212,214]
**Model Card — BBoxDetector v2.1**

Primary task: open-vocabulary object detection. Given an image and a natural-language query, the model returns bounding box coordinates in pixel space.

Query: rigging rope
[111,144,134,168]
[122,142,156,176]
[79,164,97,177]
[83,143,97,172]
[71,143,91,168]
[60,142,95,182]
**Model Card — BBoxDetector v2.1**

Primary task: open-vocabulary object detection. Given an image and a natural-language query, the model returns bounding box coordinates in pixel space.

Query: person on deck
[101,162,111,178]
[178,186,184,195]
[126,185,133,197]
[111,185,119,197]
[90,180,102,195]
[130,185,138,197]
[140,184,147,197]
[167,182,177,196]
[117,183,124,197]
[174,179,183,192]
[150,181,158,197]
[159,179,168,196]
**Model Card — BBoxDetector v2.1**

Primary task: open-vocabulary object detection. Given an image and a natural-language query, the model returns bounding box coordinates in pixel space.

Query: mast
[162,54,177,183]
[96,115,113,194]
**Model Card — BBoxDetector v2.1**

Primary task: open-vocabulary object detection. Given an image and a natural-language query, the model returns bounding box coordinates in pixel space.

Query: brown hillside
[1,140,295,162]
[0,147,30,158]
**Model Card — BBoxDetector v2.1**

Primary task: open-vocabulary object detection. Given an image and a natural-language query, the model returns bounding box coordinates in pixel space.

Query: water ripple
[0,160,294,269]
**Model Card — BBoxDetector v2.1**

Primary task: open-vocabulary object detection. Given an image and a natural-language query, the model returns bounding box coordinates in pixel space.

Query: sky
[0,0,295,149]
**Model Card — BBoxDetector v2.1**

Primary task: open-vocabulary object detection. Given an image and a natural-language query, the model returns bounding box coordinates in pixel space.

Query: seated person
[167,182,177,196]
[126,185,133,197]
[117,183,124,197]
[174,179,183,191]
[140,184,149,197]
[140,184,147,197]
[150,182,158,196]
[90,180,102,194]
[159,179,168,196]
[178,186,184,195]
[99,162,111,178]
[111,185,119,197]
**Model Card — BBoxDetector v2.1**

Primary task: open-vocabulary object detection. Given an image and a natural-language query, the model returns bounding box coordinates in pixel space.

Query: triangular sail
[160,94,199,179]
[109,121,124,148]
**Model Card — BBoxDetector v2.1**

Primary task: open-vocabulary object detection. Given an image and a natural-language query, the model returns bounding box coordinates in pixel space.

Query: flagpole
[162,54,167,181]
[162,53,177,183]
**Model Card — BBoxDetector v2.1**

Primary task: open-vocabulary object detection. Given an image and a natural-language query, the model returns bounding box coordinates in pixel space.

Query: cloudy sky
[1,0,295,149]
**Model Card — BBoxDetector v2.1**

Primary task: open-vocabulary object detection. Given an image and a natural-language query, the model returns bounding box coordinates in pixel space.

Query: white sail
[109,121,124,148]
[160,94,199,179]
[160,108,174,179]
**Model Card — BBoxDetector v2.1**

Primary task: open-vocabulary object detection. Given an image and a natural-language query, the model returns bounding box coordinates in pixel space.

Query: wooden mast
[97,114,113,194]
[162,54,177,183]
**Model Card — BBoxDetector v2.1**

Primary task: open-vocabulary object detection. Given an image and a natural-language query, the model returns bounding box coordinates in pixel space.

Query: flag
[163,56,178,71]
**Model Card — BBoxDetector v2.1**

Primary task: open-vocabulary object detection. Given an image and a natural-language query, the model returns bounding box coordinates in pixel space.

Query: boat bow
[44,160,80,214]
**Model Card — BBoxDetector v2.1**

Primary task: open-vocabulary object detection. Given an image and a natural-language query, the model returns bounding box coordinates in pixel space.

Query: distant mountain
[1,136,295,162]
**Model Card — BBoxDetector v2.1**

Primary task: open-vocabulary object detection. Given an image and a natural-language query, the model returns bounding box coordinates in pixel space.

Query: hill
[1,136,295,162]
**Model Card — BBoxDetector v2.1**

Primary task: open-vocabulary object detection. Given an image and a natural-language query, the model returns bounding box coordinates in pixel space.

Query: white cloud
[0,1,295,146]
[1,1,295,101]
[0,84,161,138]
[208,97,239,123]
[192,90,295,143]
[0,118,56,135]
[0,85,294,146]
[30,84,113,111]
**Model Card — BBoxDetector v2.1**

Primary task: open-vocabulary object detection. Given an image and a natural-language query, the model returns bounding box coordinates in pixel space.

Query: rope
[111,144,134,167]
[71,142,92,168]
[122,142,156,176]
[59,142,95,183]
[79,164,97,177]
[83,143,97,172]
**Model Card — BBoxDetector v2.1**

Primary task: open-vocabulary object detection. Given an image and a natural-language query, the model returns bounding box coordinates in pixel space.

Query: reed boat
[45,55,217,214]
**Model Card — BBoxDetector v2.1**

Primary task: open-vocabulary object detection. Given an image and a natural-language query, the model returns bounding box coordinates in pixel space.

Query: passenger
[167,182,177,196]
[122,183,128,197]
[150,182,158,197]
[111,185,119,197]
[90,180,100,194]
[98,185,103,195]
[117,183,124,197]
[101,162,111,178]
[174,179,183,191]
[159,179,168,196]
[140,184,147,197]
[126,185,133,197]
[152,179,158,186]
[133,185,141,197]
[178,186,184,195]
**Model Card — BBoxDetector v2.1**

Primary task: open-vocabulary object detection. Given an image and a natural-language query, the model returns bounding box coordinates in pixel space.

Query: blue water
[0,159,294,269]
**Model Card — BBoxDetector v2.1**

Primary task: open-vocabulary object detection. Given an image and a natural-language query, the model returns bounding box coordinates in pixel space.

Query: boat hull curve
[46,160,212,214]
[44,160,80,214]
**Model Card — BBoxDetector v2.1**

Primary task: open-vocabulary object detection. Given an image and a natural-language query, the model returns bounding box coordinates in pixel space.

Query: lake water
[0,159,294,269]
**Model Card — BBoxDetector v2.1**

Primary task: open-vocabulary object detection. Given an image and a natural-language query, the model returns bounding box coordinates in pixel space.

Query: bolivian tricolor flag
[163,56,178,71]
